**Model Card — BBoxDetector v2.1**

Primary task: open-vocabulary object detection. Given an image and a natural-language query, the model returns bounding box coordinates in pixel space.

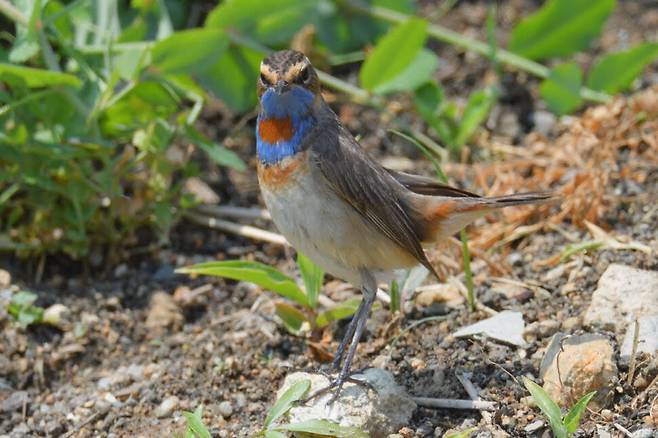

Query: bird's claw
[303,368,374,405]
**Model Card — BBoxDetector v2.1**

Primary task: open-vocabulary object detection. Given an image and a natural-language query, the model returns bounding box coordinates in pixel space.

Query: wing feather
[308,121,438,276]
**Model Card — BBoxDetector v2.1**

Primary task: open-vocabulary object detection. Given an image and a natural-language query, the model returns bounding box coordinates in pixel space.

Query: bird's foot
[303,367,374,405]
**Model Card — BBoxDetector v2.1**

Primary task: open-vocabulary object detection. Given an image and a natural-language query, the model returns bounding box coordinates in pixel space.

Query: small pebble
[154,396,179,418]
[218,400,233,418]
[524,419,544,433]
[561,316,581,332]
[0,269,10,287]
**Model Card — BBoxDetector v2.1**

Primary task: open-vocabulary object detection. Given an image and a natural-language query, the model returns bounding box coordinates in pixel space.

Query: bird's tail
[415,190,558,241]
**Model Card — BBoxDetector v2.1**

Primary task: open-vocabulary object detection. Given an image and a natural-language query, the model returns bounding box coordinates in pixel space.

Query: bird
[255,49,554,398]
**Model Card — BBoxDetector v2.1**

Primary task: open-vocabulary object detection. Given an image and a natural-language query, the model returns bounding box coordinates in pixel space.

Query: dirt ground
[2,1,658,437]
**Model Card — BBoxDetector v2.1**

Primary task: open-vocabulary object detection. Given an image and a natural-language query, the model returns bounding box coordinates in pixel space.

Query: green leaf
[360,18,428,91]
[7,291,44,328]
[263,431,286,438]
[413,83,458,149]
[296,252,323,310]
[264,379,311,428]
[0,64,82,88]
[414,82,444,120]
[316,298,361,328]
[274,419,368,437]
[373,49,439,95]
[444,427,478,438]
[8,0,41,63]
[182,405,211,438]
[454,86,497,146]
[151,28,229,75]
[274,302,309,335]
[539,62,583,115]
[523,377,568,438]
[197,44,261,113]
[184,126,246,171]
[564,391,596,433]
[314,0,414,54]
[586,43,658,94]
[390,280,400,313]
[509,0,616,60]
[205,0,318,46]
[177,261,309,307]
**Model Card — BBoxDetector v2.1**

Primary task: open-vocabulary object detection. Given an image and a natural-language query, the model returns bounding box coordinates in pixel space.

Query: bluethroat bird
[255,50,554,397]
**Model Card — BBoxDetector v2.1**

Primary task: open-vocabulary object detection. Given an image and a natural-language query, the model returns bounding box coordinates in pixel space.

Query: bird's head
[257,50,320,119]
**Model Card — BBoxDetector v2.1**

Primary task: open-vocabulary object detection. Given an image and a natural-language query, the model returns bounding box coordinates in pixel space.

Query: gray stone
[631,428,657,438]
[276,368,415,436]
[584,264,658,331]
[1,391,28,412]
[218,400,233,418]
[524,420,545,433]
[540,333,617,409]
[533,111,557,136]
[620,315,658,361]
[454,310,526,347]
[154,395,179,418]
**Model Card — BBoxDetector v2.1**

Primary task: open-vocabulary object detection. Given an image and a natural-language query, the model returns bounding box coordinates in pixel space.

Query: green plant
[7,290,44,327]
[177,405,211,438]
[0,1,245,260]
[177,253,359,336]
[523,377,596,438]
[509,0,658,114]
[256,379,367,437]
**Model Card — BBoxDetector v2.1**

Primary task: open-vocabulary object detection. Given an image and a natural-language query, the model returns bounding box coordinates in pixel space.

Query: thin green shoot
[523,377,596,438]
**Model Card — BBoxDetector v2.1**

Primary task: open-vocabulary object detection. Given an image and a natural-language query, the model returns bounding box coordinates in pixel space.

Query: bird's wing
[309,122,438,276]
[386,169,480,198]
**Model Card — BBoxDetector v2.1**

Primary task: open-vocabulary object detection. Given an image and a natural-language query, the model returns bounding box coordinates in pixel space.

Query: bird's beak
[274,80,289,95]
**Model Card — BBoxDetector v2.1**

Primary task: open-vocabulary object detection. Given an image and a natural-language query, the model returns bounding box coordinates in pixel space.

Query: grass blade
[274,302,309,335]
[563,391,596,433]
[177,261,309,308]
[264,379,311,428]
[296,252,324,310]
[523,377,568,438]
[274,419,368,437]
[316,298,361,328]
[182,405,211,438]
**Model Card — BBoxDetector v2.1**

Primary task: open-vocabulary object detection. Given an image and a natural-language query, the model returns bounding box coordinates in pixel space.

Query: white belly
[260,167,417,287]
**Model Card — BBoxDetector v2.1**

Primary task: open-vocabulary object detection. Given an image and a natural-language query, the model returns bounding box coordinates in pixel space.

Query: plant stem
[0,0,27,25]
[350,1,611,104]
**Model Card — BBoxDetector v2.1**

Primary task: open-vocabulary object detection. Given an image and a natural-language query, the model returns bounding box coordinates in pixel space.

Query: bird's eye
[260,73,271,86]
[296,66,310,84]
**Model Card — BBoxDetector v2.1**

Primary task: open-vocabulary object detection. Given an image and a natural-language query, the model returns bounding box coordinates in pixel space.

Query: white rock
[454,310,527,347]
[524,419,544,433]
[620,315,658,361]
[154,395,179,418]
[277,369,415,436]
[584,264,658,331]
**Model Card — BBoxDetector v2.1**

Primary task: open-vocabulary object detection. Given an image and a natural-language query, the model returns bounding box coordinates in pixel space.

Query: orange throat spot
[258,117,294,143]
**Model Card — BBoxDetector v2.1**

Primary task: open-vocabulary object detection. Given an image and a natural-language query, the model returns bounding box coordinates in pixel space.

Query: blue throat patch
[256,87,316,165]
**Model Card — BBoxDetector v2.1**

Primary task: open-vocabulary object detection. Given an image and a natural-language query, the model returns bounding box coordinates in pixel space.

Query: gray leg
[331,297,366,370]
[329,270,377,401]
[305,270,378,404]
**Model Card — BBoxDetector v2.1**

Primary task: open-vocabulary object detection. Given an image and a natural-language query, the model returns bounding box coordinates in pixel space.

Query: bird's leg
[306,270,377,404]
[330,297,366,370]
